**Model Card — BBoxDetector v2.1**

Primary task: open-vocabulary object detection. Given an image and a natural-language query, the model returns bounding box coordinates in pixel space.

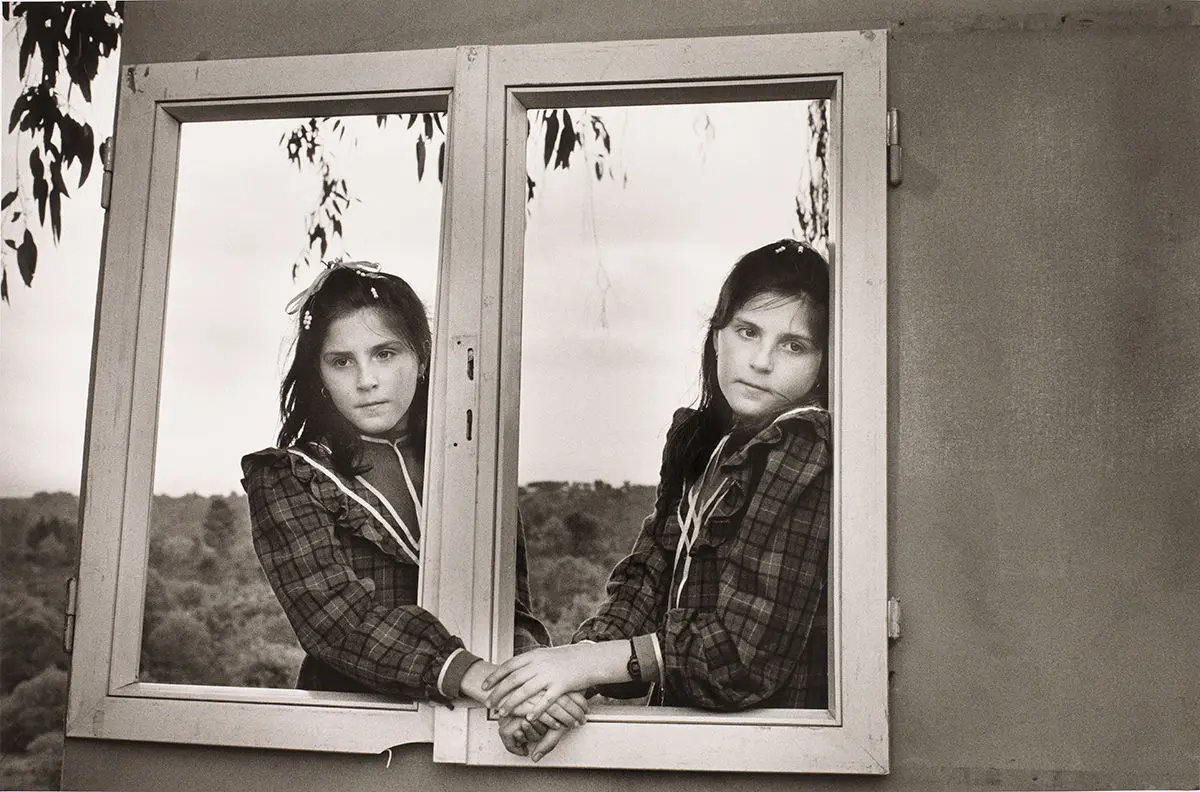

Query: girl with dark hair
[482,240,832,758]
[241,261,586,743]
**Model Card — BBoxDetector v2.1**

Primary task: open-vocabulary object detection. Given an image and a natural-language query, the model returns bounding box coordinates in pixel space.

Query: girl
[241,261,585,744]
[482,239,832,750]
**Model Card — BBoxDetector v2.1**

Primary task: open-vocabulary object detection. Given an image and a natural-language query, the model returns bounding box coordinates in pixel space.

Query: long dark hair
[666,239,830,493]
[277,266,432,477]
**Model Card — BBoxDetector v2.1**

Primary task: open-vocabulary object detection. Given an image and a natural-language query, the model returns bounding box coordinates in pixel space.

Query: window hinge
[63,576,78,653]
[99,136,115,210]
[886,596,901,640]
[886,109,902,187]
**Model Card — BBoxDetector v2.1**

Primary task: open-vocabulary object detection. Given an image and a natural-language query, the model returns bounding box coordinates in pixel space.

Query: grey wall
[63,2,1200,790]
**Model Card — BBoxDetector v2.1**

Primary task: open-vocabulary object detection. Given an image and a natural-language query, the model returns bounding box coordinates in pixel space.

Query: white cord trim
[287,449,419,563]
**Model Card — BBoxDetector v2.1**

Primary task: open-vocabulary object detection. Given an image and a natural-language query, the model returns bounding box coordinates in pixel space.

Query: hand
[497,713,546,757]
[482,644,606,720]
[527,723,570,763]
[511,690,589,730]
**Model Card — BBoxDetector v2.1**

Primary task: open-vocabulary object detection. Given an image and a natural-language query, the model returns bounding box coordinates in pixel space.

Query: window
[443,33,888,772]
[70,31,886,772]
[67,47,470,753]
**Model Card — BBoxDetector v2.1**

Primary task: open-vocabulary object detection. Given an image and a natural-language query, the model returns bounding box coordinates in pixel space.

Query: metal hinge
[886,109,902,187]
[99,136,115,209]
[63,576,78,653]
[886,596,901,640]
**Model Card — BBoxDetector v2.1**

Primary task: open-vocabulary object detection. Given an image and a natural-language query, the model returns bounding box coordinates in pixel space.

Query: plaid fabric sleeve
[513,511,553,652]
[658,423,832,710]
[243,451,464,701]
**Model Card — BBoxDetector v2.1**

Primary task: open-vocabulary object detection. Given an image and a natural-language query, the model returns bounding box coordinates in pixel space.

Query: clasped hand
[485,644,603,761]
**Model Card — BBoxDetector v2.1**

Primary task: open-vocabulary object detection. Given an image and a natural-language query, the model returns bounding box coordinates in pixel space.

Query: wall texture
[63,2,1200,790]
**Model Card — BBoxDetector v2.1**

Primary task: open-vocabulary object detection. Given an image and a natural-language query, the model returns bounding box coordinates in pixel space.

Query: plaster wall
[62,2,1200,789]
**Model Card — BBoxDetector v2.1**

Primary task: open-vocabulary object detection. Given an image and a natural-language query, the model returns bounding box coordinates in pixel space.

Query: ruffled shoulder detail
[723,405,831,470]
[241,445,418,564]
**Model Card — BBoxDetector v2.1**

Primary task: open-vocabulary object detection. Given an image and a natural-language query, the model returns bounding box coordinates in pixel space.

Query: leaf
[5,238,17,250]
[17,229,37,286]
[542,111,559,169]
[415,136,426,181]
[1,268,7,303]
[432,113,444,134]
[1,190,15,210]
[554,110,577,170]
[406,114,417,130]
[423,113,433,139]
[437,141,445,184]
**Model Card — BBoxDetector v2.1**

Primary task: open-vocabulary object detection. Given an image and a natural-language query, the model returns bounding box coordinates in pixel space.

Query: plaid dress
[241,443,548,702]
[574,405,831,710]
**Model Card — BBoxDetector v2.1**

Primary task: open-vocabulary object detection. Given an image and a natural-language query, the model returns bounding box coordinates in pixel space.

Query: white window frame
[437,31,889,773]
[68,30,885,771]
[65,47,491,753]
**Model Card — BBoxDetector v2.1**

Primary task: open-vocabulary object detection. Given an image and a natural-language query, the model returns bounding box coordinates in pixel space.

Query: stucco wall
[63,2,1200,790]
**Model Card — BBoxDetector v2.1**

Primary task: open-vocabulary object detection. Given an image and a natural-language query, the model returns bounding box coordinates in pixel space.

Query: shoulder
[240,442,335,493]
[666,407,698,438]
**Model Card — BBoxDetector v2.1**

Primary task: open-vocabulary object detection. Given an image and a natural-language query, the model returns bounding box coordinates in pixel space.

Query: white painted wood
[463,30,889,773]
[66,48,459,753]
[430,44,493,765]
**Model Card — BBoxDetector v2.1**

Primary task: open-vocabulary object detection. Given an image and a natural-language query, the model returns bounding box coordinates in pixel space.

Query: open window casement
[66,47,487,753]
[68,30,885,771]
[437,31,889,773]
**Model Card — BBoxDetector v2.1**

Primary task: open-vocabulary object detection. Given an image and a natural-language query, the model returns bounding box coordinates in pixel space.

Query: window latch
[886,596,901,640]
[886,109,902,187]
[99,136,115,210]
[63,576,79,653]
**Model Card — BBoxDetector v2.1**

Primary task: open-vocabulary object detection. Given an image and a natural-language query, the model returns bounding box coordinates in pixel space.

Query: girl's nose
[358,363,379,389]
[750,343,773,372]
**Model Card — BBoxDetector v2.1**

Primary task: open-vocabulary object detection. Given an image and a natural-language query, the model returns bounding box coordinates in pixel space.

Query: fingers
[518,717,546,743]
[481,653,532,693]
[497,717,530,757]
[537,698,585,729]
[528,725,568,763]
[496,679,556,718]
[484,666,539,710]
[561,692,591,720]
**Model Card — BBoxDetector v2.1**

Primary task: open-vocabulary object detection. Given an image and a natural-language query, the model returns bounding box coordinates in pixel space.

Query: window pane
[140,115,443,687]
[519,100,830,707]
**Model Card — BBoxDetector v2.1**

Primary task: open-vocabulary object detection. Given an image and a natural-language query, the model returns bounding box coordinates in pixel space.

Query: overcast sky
[1,39,813,497]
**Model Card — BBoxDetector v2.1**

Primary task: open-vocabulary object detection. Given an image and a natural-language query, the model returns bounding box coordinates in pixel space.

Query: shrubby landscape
[0,481,652,789]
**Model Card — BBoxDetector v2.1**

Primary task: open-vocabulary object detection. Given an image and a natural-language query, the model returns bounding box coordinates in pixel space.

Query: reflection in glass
[139,115,443,686]
[518,100,828,698]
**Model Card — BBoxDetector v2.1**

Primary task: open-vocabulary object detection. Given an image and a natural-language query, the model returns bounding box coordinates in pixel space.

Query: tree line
[0,481,653,788]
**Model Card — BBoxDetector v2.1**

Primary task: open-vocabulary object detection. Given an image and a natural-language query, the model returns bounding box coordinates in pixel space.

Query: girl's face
[318,306,422,438]
[714,290,824,423]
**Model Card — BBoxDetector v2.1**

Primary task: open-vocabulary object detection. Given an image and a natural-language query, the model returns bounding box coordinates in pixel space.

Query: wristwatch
[626,638,641,682]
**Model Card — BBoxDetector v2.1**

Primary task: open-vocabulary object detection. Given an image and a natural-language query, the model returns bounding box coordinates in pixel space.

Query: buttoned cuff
[437,648,484,699]
[632,633,661,685]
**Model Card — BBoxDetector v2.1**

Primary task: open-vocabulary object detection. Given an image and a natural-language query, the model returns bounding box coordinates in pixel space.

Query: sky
[1,30,814,497]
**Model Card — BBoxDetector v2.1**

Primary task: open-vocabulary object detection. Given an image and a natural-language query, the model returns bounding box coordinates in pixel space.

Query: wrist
[459,659,496,703]
[589,640,636,687]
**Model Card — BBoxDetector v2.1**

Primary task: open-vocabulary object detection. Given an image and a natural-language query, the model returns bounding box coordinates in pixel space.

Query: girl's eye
[331,357,352,368]
[376,349,396,361]
[783,340,810,355]
[735,325,758,340]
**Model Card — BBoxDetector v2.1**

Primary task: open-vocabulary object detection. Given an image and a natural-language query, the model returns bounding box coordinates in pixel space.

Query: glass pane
[518,99,830,706]
[140,114,443,687]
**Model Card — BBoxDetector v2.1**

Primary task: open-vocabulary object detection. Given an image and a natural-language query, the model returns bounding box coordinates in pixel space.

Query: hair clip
[284,259,384,315]
[370,286,379,300]
[302,310,313,330]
